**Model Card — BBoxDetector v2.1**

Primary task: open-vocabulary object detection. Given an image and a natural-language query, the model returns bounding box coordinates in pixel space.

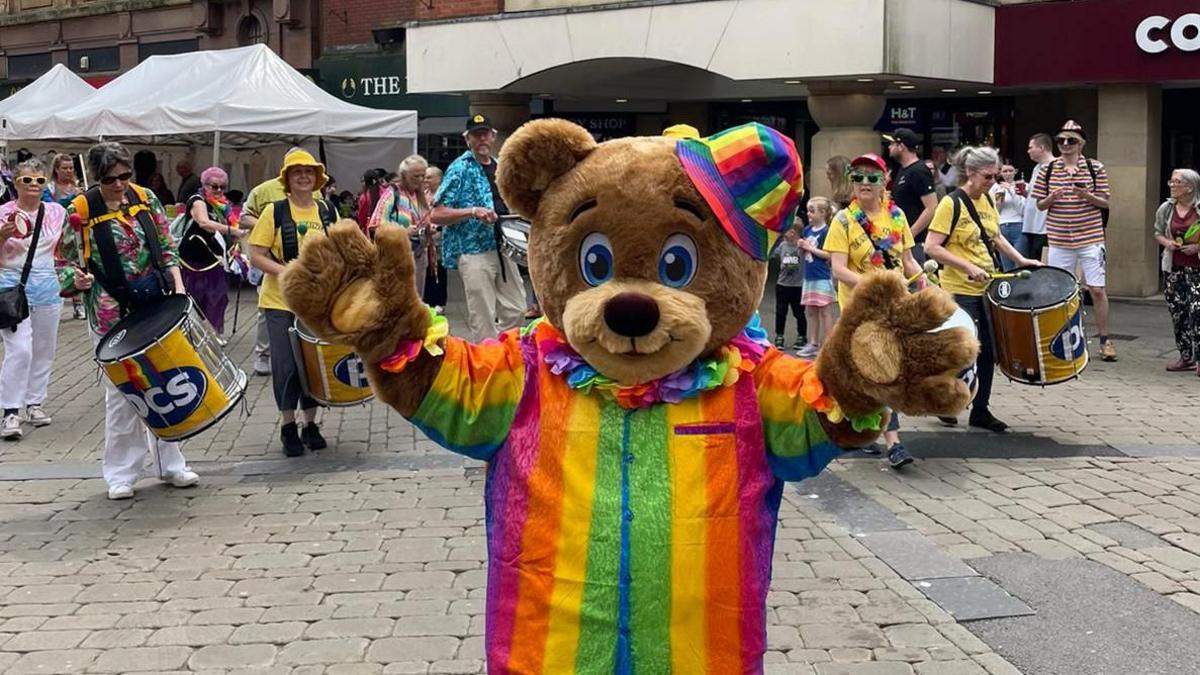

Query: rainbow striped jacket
[409,321,841,674]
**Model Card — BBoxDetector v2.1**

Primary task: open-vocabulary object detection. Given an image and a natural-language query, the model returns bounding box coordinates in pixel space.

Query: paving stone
[814,664,915,675]
[915,577,1034,622]
[147,625,235,646]
[76,582,165,603]
[277,638,369,665]
[799,623,888,649]
[367,636,461,662]
[78,629,152,649]
[8,649,99,674]
[306,618,394,639]
[89,646,192,672]
[885,624,956,650]
[188,644,277,669]
[228,621,307,644]
[1045,505,1116,527]
[914,661,987,675]
[853,531,977,581]
[4,630,90,651]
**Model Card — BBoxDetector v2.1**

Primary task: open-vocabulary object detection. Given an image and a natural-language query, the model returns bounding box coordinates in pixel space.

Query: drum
[289,321,374,407]
[95,295,247,441]
[930,306,980,403]
[986,266,1088,385]
[499,216,530,269]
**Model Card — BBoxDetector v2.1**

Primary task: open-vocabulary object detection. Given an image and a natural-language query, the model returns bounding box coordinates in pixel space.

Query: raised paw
[817,271,979,417]
[281,221,429,362]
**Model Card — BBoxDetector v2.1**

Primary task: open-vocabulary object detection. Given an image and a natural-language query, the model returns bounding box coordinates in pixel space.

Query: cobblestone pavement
[0,283,1195,673]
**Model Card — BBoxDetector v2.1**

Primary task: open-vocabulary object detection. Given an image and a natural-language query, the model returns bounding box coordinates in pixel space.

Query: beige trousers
[457,251,526,341]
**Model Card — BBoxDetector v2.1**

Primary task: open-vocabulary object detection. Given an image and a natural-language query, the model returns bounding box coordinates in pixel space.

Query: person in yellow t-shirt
[248,149,337,458]
[823,153,924,469]
[925,146,1040,435]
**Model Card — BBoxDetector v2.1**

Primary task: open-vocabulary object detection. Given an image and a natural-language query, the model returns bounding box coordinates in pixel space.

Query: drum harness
[271,197,336,264]
[947,189,1003,272]
[81,186,171,320]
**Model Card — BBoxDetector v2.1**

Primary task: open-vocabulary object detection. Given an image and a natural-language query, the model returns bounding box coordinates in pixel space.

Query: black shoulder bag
[949,188,1002,270]
[0,205,44,331]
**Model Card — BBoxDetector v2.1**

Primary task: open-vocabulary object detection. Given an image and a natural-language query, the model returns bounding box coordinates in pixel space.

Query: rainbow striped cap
[675,122,805,261]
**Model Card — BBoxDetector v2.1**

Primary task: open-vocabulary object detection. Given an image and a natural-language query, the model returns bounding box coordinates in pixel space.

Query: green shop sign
[315,52,467,118]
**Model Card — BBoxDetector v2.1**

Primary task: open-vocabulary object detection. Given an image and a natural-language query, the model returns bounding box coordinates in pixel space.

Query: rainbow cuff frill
[799,367,884,432]
[379,306,449,373]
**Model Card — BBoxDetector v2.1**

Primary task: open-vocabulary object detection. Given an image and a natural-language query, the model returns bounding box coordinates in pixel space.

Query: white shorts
[1048,244,1106,288]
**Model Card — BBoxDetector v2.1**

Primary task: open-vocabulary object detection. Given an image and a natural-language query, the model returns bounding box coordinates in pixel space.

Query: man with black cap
[1033,120,1116,361]
[431,114,527,341]
[886,129,938,262]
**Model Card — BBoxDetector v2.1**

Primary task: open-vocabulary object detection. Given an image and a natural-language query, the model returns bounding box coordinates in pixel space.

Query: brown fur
[281,121,977,450]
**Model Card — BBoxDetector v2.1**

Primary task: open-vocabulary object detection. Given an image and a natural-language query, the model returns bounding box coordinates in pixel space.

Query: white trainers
[1,414,21,440]
[796,344,820,360]
[107,483,134,500]
[25,405,51,427]
[164,469,200,488]
[253,353,271,376]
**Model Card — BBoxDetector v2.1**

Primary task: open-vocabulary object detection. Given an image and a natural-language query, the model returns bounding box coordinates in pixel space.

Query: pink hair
[200,166,228,186]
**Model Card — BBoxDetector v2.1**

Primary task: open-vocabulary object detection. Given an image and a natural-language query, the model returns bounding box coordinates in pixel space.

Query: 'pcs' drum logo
[1051,311,1087,361]
[118,367,208,429]
[334,354,370,389]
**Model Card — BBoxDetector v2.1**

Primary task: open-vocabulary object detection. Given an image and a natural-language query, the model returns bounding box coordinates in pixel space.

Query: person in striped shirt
[282,120,979,673]
[1033,120,1116,361]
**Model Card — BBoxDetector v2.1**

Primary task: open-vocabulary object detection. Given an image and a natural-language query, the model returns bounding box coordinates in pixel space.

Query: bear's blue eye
[658,233,697,288]
[579,232,614,286]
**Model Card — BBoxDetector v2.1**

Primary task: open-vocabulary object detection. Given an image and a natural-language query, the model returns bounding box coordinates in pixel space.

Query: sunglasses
[206,183,227,191]
[15,175,47,186]
[978,172,999,181]
[849,173,886,185]
[1056,137,1080,146]
[100,172,134,185]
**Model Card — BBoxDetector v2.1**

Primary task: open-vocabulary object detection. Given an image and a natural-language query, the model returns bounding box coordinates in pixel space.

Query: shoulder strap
[317,198,336,228]
[1086,158,1098,190]
[951,188,1001,269]
[1040,162,1054,195]
[16,205,44,288]
[85,187,134,308]
[274,198,299,263]
[126,187,166,275]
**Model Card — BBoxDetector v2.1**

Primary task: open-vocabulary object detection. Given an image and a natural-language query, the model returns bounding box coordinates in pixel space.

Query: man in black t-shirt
[885,129,938,262]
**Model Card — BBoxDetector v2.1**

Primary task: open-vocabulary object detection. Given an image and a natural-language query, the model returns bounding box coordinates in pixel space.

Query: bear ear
[498,119,597,219]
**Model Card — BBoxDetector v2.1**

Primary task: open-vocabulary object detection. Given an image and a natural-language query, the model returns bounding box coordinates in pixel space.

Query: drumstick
[989,270,1032,280]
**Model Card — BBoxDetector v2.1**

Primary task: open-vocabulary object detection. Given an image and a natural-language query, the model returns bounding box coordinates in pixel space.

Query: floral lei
[847,198,904,269]
[533,315,772,409]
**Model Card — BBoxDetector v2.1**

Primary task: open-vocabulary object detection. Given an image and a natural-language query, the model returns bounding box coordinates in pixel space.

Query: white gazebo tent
[0,64,96,142]
[37,45,418,189]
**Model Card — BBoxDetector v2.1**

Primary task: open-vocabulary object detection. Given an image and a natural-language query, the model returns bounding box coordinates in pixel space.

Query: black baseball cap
[882,128,921,150]
[465,113,495,134]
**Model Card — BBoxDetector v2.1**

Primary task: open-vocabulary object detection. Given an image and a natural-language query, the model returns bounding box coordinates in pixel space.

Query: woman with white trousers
[0,158,66,440]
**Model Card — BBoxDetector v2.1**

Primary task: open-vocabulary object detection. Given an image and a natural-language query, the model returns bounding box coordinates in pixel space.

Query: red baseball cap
[850,153,888,173]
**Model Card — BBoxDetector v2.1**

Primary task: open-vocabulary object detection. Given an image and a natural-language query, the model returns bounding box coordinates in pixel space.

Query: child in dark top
[797,196,838,359]
[771,224,807,351]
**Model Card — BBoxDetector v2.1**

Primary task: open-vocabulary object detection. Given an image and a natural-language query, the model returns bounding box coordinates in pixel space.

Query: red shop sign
[995,0,1200,86]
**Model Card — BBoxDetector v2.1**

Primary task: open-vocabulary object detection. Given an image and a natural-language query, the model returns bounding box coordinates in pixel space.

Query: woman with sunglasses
[824,153,923,469]
[57,142,198,500]
[0,160,68,441]
[179,167,244,343]
[925,146,1041,435]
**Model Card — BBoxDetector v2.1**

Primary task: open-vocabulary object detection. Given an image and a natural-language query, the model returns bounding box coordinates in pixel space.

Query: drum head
[986,266,1077,310]
[96,295,190,362]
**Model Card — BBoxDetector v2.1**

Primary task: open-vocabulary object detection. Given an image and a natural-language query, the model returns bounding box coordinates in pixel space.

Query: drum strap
[85,187,170,315]
[949,189,1002,271]
[274,198,335,263]
[178,195,225,271]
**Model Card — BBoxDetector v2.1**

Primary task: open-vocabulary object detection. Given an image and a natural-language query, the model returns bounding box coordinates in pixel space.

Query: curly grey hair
[15,158,45,176]
[1172,169,1200,211]
[87,142,133,182]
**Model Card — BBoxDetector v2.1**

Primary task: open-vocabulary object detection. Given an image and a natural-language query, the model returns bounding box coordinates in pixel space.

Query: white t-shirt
[989,182,1026,224]
[1022,160,1051,235]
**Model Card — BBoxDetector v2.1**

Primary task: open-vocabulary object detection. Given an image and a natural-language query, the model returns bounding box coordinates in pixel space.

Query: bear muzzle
[603,292,660,338]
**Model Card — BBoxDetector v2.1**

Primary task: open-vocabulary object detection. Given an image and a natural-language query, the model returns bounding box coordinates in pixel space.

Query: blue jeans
[999,222,1023,271]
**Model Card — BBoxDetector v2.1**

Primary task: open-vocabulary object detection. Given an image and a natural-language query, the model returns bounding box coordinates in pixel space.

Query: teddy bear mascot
[282,120,978,674]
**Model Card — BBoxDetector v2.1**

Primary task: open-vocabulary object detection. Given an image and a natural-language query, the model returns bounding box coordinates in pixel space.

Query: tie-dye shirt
[405,320,840,673]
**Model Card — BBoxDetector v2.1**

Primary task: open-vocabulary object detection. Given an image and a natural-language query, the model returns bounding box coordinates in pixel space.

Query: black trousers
[264,308,318,413]
[953,294,994,418]
[423,261,448,307]
[775,284,806,338]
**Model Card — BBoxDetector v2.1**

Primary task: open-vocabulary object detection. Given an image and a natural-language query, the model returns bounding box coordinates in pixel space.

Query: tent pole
[212,130,221,167]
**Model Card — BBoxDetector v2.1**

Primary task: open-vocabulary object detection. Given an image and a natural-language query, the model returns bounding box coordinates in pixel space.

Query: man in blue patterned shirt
[431,114,527,340]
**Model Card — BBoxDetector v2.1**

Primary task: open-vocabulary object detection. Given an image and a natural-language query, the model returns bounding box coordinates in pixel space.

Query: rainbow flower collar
[529,315,771,410]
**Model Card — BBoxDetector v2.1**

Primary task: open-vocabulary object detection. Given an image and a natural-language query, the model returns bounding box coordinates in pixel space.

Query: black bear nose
[604,292,660,338]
